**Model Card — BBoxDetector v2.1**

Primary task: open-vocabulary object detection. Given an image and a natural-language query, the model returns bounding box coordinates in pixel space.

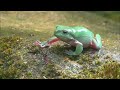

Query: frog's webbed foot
[34,37,60,48]
[34,40,50,48]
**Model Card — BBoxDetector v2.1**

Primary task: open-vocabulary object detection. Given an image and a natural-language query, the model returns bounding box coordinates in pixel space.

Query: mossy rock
[0,36,28,79]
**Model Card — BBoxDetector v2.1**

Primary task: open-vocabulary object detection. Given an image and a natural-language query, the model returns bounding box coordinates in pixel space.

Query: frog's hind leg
[90,34,102,50]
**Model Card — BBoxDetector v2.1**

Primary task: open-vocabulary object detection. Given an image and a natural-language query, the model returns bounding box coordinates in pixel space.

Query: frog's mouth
[54,31,74,42]
[56,36,74,43]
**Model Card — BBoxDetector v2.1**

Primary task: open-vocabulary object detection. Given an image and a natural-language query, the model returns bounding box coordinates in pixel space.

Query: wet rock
[98,47,120,62]
[61,61,83,74]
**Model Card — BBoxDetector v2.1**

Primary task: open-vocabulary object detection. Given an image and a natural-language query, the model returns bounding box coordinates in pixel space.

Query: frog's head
[54,25,74,42]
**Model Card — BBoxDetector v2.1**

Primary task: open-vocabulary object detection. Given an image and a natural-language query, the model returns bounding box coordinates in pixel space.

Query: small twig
[33,40,49,64]
[38,47,49,64]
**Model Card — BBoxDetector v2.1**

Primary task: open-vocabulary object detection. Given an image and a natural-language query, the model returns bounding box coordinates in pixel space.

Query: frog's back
[72,26,94,47]
[72,26,94,37]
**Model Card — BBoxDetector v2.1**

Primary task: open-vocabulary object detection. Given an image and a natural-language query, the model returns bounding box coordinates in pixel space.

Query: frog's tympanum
[34,25,102,55]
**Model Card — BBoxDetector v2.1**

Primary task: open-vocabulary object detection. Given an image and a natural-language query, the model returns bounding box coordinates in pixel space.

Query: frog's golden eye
[63,30,68,34]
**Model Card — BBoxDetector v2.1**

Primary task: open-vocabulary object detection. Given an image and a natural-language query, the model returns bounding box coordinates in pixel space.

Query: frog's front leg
[34,36,60,48]
[90,34,102,50]
[65,40,83,55]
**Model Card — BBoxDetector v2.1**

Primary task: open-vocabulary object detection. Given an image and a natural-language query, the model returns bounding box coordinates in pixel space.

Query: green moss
[77,52,101,66]
[50,44,65,55]
[0,60,27,79]
[0,36,28,79]
[57,60,120,79]
[78,60,120,79]
[95,60,120,79]
[40,62,61,79]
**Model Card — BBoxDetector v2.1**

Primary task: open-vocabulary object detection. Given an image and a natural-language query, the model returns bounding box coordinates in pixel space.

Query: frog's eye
[63,30,68,34]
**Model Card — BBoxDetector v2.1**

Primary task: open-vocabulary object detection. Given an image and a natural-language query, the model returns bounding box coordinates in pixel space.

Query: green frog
[34,25,102,55]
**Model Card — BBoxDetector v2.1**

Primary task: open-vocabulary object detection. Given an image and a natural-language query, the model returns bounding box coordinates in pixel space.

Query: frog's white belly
[67,39,90,48]
[63,36,93,48]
